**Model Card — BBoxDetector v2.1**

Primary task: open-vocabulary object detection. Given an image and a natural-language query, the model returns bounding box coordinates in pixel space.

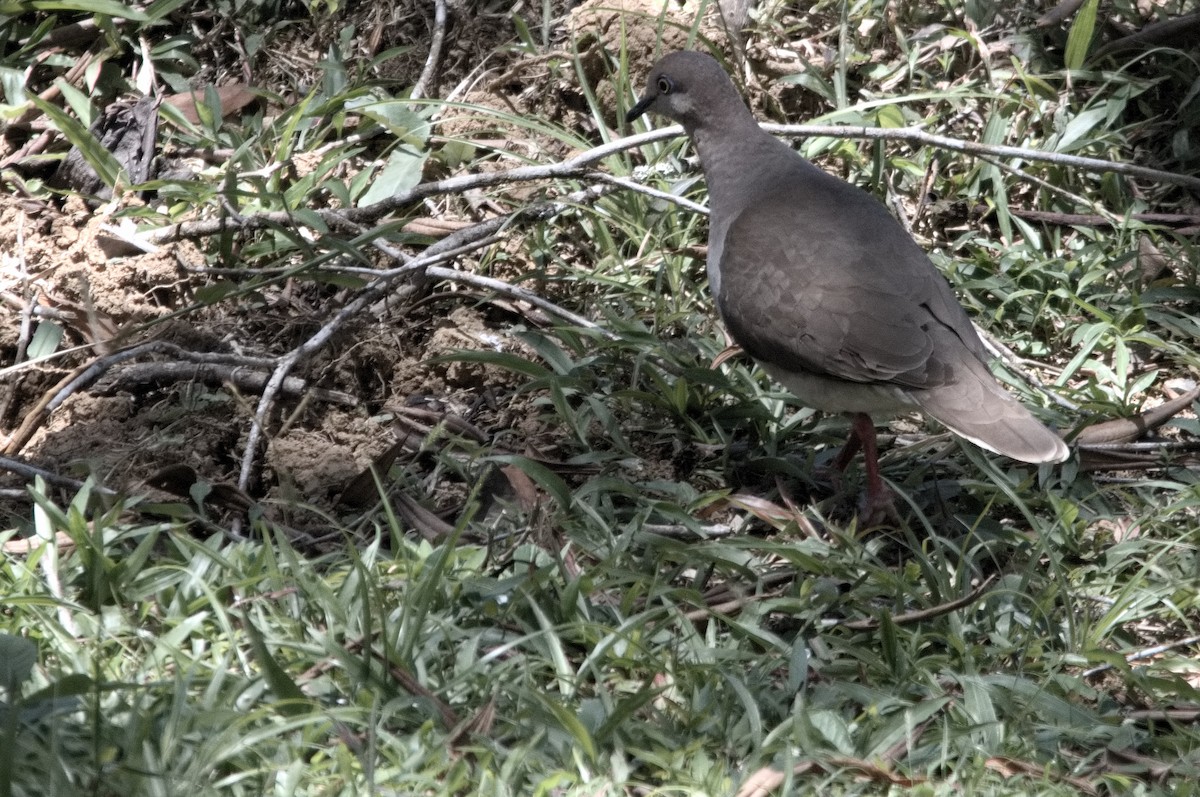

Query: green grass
[3,1,1200,795]
[5,474,1199,794]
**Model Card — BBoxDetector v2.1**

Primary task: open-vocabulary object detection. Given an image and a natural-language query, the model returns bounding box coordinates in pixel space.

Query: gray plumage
[626,51,1068,471]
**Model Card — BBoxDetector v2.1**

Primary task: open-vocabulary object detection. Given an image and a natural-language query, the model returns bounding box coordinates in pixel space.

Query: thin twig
[998,208,1200,229]
[1092,11,1200,59]
[235,212,522,492]
[975,152,1110,220]
[143,133,639,243]
[422,265,610,334]
[1036,0,1087,27]
[1122,708,1200,723]
[410,0,448,102]
[587,171,709,215]
[3,341,278,456]
[823,575,999,631]
[1082,633,1200,678]
[142,123,1199,247]
[975,325,1077,412]
[759,123,1200,192]
[0,454,118,496]
[91,361,360,406]
[1,530,76,554]
[1075,387,1200,445]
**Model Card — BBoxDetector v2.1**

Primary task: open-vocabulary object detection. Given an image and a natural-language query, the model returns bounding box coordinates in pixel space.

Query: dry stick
[367,184,622,324]
[421,265,609,334]
[90,361,359,406]
[0,454,118,496]
[1123,708,1200,723]
[1076,387,1200,445]
[0,50,98,168]
[142,135,636,243]
[975,152,1108,219]
[1092,11,1200,59]
[1,223,35,428]
[976,327,1080,414]
[141,124,1200,247]
[757,123,1200,193]
[19,16,106,48]
[233,187,620,497]
[235,213,519,492]
[1036,0,1087,27]
[999,209,1200,228]
[43,343,278,407]
[590,171,709,215]
[3,340,277,456]
[1081,633,1200,678]
[822,575,1000,631]
[409,0,448,102]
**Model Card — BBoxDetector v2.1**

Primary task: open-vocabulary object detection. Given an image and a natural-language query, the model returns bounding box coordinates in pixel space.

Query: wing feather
[713,172,985,391]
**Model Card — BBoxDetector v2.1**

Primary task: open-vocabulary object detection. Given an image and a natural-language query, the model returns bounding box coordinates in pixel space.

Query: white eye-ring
[656,76,673,94]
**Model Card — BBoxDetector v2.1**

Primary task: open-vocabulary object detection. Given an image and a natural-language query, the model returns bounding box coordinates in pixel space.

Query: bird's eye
[656,76,673,94]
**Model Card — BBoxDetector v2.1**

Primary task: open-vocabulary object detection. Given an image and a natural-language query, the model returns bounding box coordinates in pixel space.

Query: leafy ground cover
[2,0,1199,794]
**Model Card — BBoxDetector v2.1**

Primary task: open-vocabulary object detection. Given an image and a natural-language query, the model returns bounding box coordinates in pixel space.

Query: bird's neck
[692,121,795,213]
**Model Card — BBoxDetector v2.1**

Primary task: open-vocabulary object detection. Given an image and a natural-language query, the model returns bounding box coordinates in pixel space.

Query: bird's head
[626,51,744,133]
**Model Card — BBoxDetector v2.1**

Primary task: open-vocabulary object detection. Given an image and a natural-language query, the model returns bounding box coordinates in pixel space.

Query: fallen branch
[824,575,999,631]
[1,530,76,554]
[4,340,278,456]
[758,122,1200,192]
[91,361,359,406]
[984,207,1200,230]
[0,453,118,496]
[1092,11,1200,59]
[1036,0,1086,27]
[1075,387,1200,445]
[1082,633,1200,678]
[410,0,448,102]
[235,210,526,492]
[140,122,1197,247]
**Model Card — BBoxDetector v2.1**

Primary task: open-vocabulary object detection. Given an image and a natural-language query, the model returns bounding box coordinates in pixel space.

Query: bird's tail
[918,357,1069,464]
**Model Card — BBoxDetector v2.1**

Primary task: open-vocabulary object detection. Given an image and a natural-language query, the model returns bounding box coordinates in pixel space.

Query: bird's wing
[714,178,986,390]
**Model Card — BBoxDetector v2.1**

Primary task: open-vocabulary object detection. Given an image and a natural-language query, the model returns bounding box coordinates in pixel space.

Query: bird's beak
[625,94,655,124]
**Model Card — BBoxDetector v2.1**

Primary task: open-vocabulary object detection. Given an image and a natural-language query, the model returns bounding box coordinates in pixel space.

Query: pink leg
[830,415,864,474]
[848,413,896,524]
[825,413,895,524]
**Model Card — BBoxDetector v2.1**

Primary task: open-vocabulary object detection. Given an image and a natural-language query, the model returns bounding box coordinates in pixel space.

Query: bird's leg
[815,414,865,495]
[829,414,865,474]
[816,414,896,523]
[848,412,896,524]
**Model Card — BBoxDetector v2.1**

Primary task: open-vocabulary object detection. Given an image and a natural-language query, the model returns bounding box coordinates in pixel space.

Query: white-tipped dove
[626,51,1069,519]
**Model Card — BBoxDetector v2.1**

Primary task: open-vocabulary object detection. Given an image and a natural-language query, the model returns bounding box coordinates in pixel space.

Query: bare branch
[823,575,1000,631]
[235,212,523,491]
[142,123,1199,249]
[3,341,278,457]
[422,265,610,334]
[759,122,1200,192]
[0,454,117,496]
[92,361,359,406]
[410,0,449,102]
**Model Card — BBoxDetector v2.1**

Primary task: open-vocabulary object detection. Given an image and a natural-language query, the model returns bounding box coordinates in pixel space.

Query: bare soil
[0,0,735,535]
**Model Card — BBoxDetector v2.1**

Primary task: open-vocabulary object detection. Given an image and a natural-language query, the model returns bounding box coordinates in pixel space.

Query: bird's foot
[858,483,899,527]
[810,465,898,526]
[811,461,846,495]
